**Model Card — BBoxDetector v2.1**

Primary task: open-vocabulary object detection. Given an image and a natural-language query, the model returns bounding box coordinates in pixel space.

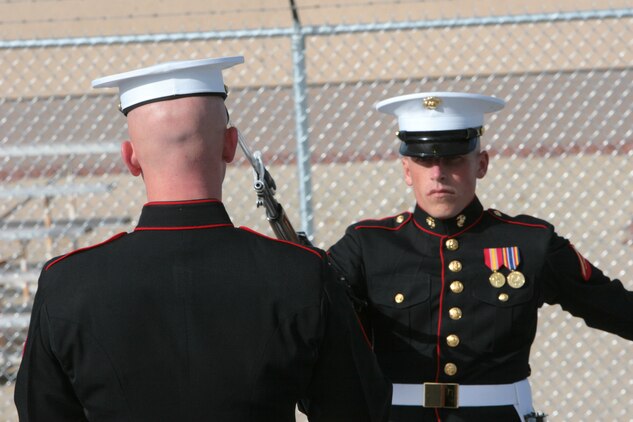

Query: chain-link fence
[1,1,632,420]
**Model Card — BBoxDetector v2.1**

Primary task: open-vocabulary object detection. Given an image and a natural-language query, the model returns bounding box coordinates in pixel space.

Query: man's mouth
[428,188,454,196]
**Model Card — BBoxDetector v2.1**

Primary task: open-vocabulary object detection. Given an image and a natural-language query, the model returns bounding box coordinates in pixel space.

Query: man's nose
[429,160,444,180]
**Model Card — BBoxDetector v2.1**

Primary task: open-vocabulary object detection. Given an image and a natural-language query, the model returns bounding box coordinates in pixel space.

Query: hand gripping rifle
[237,130,311,246]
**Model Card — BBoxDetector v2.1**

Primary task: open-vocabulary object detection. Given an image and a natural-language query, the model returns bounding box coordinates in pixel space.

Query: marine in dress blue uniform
[14,57,391,422]
[327,92,633,422]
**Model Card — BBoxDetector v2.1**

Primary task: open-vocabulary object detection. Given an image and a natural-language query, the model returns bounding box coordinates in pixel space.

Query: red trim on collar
[353,212,411,231]
[238,226,322,259]
[134,223,233,231]
[488,211,548,229]
[144,199,221,206]
[412,212,485,237]
[413,219,441,236]
[45,232,127,271]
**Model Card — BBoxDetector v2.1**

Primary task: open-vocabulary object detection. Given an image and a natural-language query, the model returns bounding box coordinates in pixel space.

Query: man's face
[402,150,489,219]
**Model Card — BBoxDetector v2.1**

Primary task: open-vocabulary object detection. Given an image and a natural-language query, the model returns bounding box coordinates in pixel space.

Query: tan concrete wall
[2,1,632,98]
[2,0,630,37]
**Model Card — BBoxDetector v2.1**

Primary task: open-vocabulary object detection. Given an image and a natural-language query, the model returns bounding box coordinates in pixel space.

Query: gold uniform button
[493,210,502,217]
[498,293,509,302]
[395,214,405,224]
[446,334,460,347]
[445,238,459,251]
[444,363,458,376]
[450,281,464,293]
[394,293,405,304]
[449,307,462,320]
[448,260,462,272]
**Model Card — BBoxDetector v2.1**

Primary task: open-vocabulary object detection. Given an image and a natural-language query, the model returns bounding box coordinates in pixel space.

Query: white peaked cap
[376,92,505,132]
[92,56,244,114]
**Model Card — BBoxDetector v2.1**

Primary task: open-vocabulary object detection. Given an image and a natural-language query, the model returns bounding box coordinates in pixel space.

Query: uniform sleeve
[541,232,633,340]
[302,263,392,422]
[328,227,369,304]
[14,274,87,421]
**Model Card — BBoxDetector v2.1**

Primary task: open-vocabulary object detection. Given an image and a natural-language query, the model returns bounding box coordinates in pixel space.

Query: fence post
[290,10,314,240]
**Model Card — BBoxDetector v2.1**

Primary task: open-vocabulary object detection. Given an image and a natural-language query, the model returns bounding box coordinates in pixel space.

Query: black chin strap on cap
[119,92,228,116]
[397,127,483,158]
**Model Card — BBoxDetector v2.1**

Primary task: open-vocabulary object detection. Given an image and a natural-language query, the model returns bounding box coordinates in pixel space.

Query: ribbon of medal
[484,248,506,287]
[502,247,525,288]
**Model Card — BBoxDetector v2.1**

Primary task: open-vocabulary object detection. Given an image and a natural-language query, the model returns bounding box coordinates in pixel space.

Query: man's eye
[412,157,434,165]
[444,157,464,165]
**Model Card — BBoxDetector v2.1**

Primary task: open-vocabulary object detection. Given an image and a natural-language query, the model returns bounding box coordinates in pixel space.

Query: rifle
[237,130,311,246]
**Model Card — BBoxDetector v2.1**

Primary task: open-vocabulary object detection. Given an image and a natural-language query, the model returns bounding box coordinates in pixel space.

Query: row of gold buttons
[445,237,460,376]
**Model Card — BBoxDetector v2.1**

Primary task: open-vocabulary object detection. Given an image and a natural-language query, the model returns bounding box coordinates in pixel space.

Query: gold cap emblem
[423,96,442,110]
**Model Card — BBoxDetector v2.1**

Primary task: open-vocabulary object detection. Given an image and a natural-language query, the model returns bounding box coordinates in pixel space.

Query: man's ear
[223,126,238,163]
[477,150,489,179]
[121,141,142,176]
[402,157,413,187]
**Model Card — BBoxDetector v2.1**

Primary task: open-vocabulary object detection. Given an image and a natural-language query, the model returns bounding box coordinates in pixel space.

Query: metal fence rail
[1,3,632,420]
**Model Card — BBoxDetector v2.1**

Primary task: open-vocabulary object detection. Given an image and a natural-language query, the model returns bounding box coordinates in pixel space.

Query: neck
[143,173,223,203]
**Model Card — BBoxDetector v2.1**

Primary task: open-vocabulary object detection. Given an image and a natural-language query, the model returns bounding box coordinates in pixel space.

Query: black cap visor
[398,127,482,158]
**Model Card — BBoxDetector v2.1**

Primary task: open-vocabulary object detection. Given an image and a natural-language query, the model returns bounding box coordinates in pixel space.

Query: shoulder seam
[488,210,549,229]
[45,232,128,271]
[238,226,322,259]
[354,212,411,231]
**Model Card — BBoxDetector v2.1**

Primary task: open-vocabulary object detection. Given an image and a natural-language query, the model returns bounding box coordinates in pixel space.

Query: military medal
[502,246,525,289]
[489,271,506,288]
[484,248,505,288]
[507,271,525,288]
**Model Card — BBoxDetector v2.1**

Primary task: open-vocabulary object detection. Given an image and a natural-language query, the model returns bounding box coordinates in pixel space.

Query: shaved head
[121,96,237,201]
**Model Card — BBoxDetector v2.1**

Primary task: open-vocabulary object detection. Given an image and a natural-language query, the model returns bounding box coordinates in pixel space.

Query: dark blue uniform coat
[15,199,391,422]
[328,197,633,422]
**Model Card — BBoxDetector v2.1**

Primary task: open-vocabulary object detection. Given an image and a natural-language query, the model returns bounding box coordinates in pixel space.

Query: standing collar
[413,197,484,236]
[136,199,233,230]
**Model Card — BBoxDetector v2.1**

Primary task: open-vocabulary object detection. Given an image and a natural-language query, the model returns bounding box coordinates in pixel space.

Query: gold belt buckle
[423,382,459,408]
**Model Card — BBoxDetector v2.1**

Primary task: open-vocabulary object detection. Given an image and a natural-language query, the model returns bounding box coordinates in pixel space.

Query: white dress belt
[392,378,533,417]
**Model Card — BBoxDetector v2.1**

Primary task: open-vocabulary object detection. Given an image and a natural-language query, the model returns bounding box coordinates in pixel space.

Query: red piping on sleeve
[570,244,592,281]
[355,314,373,349]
